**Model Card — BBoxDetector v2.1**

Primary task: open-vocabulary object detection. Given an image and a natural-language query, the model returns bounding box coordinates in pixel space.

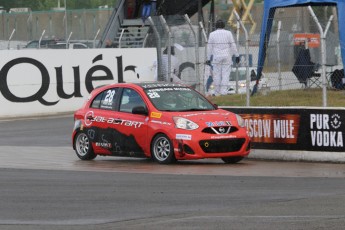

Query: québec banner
[0,48,157,117]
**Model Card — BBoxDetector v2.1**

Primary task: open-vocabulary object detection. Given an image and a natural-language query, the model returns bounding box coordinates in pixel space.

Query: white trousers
[212,56,232,95]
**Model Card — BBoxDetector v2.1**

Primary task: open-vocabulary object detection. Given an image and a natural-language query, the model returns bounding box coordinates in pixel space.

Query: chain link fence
[252,5,343,107]
[1,4,344,107]
[0,8,113,49]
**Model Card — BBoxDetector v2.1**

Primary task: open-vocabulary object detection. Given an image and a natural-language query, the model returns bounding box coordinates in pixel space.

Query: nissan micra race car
[72,82,250,164]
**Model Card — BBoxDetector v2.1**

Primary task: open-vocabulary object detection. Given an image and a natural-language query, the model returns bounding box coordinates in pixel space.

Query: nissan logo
[218,127,226,133]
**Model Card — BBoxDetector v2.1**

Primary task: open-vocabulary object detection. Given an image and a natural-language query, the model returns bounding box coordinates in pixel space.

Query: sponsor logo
[84,111,144,128]
[310,113,343,147]
[218,127,226,133]
[150,112,162,118]
[176,134,192,140]
[95,142,112,148]
[206,121,231,127]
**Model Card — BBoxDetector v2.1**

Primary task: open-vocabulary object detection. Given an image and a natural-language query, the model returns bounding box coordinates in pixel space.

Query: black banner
[222,107,345,152]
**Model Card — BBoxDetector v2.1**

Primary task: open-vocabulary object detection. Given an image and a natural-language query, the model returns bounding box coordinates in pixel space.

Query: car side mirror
[132,106,148,116]
[213,104,218,109]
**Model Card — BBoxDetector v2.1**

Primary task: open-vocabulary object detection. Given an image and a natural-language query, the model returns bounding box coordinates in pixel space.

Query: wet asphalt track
[0,115,345,230]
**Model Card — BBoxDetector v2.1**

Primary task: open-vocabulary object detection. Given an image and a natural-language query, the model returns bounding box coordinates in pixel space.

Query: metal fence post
[7,29,15,50]
[159,15,172,82]
[308,6,333,107]
[233,11,250,106]
[235,21,240,94]
[148,16,163,81]
[184,14,200,92]
[38,30,45,49]
[277,21,282,91]
[199,21,208,94]
[93,28,100,48]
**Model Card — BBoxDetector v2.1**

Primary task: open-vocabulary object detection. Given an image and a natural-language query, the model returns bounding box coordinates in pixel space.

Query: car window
[99,88,118,110]
[119,88,145,113]
[90,88,118,110]
[73,44,87,49]
[49,44,66,49]
[230,70,246,81]
[90,92,103,108]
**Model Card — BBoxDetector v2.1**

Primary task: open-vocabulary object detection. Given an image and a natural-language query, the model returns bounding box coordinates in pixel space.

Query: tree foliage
[0,0,117,11]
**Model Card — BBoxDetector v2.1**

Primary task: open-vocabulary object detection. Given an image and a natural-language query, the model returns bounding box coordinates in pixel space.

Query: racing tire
[151,134,176,164]
[74,132,96,160]
[221,156,243,164]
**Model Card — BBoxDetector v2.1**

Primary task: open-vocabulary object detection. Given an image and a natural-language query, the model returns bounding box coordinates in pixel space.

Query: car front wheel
[151,134,176,164]
[74,132,96,160]
[221,156,243,164]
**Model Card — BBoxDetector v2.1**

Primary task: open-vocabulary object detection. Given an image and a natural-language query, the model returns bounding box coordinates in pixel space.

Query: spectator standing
[207,19,240,96]
[141,0,151,25]
[126,0,135,18]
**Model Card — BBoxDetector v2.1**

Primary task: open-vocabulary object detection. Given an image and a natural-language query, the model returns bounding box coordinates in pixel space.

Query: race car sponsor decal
[206,121,232,127]
[84,111,144,128]
[150,112,162,118]
[210,135,237,139]
[146,87,191,98]
[141,83,189,89]
[95,142,112,148]
[176,134,192,140]
[96,135,112,148]
[151,120,172,126]
[85,126,145,157]
[183,112,230,117]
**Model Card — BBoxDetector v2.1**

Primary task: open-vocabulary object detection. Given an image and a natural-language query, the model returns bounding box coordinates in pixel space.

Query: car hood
[172,109,237,127]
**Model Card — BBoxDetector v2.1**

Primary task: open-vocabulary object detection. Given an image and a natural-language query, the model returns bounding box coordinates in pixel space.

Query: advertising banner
[224,107,345,152]
[0,48,157,117]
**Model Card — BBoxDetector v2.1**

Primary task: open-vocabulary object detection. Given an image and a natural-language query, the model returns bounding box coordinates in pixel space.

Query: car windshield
[145,87,215,112]
[230,69,247,81]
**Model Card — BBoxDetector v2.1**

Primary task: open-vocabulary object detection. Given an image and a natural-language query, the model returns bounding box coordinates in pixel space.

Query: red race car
[72,82,250,164]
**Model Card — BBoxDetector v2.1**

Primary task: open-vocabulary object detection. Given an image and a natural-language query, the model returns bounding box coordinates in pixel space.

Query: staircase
[99,0,212,48]
[113,19,150,48]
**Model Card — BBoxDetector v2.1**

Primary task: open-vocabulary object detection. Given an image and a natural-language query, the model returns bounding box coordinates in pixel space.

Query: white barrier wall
[0,48,157,118]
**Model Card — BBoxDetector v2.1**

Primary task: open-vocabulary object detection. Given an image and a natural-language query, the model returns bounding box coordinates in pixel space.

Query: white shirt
[207,28,239,60]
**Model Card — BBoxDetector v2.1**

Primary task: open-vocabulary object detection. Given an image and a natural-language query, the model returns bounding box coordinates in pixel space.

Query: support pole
[7,29,15,50]
[159,15,172,82]
[148,16,163,81]
[308,6,333,107]
[185,14,200,91]
[277,21,282,91]
[233,10,250,106]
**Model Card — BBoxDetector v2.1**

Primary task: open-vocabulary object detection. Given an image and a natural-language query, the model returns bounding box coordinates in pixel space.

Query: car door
[86,87,119,155]
[112,87,149,157]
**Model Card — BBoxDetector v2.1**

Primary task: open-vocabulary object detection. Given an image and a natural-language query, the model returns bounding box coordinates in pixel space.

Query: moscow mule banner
[223,107,344,152]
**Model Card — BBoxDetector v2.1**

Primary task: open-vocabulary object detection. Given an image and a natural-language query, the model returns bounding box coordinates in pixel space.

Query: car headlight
[173,117,199,130]
[236,114,245,128]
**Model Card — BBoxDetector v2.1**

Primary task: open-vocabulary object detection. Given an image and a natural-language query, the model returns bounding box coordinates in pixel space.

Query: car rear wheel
[151,134,176,164]
[221,156,243,164]
[74,132,96,160]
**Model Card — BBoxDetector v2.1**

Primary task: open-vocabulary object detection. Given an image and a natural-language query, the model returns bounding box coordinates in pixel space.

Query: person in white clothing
[207,19,240,95]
